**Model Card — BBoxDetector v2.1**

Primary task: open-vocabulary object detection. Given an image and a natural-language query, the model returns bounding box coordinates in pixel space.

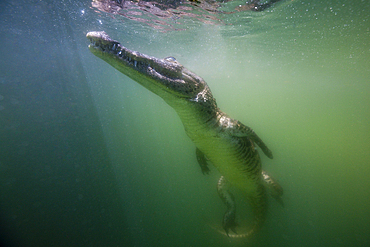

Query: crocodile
[86,31,283,238]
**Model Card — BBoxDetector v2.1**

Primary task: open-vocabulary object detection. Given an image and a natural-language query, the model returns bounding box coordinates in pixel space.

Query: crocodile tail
[247,183,267,236]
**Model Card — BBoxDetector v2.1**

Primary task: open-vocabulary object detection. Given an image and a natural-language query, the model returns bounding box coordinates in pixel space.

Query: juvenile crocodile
[86,31,283,238]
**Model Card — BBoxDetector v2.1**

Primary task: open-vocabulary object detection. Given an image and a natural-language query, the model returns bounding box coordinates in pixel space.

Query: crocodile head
[86,31,208,103]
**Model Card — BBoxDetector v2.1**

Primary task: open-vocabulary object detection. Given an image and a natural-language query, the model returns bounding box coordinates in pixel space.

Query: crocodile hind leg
[217,176,237,236]
[261,170,284,206]
[216,180,267,238]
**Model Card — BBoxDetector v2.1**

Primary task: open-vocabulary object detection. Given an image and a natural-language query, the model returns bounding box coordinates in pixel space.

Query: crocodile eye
[164,56,177,63]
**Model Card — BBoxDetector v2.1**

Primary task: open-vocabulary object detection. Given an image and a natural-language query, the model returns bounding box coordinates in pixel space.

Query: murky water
[0,0,369,246]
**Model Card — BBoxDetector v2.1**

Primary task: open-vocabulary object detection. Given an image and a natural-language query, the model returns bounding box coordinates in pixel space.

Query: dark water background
[0,0,369,246]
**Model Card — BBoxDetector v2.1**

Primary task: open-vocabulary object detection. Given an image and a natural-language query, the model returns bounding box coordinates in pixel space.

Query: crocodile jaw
[86,31,205,100]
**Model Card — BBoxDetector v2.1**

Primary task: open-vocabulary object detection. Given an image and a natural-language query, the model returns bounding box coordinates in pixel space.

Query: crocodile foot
[222,211,238,237]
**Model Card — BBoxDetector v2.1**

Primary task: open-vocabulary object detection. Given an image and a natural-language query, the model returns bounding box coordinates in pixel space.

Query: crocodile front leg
[196,148,210,175]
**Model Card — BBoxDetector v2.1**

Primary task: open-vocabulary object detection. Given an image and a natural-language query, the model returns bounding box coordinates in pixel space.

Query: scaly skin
[86,31,282,238]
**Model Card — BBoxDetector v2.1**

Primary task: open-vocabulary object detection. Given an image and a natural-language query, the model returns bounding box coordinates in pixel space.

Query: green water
[0,0,369,246]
